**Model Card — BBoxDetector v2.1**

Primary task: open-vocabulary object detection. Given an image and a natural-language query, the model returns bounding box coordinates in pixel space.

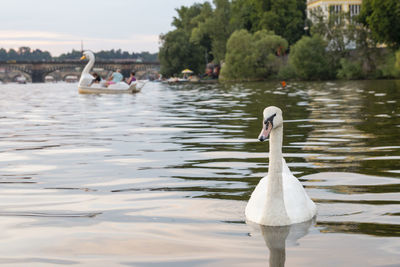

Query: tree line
[0,47,158,62]
[158,0,400,80]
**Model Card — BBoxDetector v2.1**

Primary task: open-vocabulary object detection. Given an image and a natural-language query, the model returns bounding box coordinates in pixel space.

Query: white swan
[245,106,316,226]
[78,50,144,93]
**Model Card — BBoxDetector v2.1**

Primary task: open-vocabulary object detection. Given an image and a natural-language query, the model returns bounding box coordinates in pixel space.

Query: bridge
[0,60,160,83]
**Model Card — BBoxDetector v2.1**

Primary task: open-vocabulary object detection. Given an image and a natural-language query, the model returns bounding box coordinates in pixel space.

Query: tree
[220,29,254,79]
[0,48,7,60]
[230,0,307,45]
[359,0,400,48]
[190,0,234,63]
[258,0,307,45]
[57,50,83,60]
[289,35,333,80]
[188,2,214,63]
[396,50,400,71]
[7,49,18,60]
[310,10,356,57]
[158,3,208,76]
[158,29,204,76]
[221,29,288,80]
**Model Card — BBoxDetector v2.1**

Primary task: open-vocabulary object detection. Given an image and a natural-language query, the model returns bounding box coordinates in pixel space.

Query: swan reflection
[254,219,314,267]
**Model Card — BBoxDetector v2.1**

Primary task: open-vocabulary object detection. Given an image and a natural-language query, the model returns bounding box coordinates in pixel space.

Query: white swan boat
[78,50,146,94]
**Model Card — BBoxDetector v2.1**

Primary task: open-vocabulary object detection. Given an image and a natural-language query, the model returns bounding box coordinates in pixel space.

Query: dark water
[0,80,399,266]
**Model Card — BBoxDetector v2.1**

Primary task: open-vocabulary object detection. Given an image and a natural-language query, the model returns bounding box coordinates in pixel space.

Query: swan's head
[258,106,283,141]
[80,50,95,61]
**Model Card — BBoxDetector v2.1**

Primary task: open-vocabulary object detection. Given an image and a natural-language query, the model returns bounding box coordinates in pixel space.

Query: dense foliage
[230,0,307,45]
[159,0,400,80]
[221,29,287,80]
[359,0,400,48]
[190,0,234,63]
[396,50,400,71]
[58,49,158,61]
[0,47,51,61]
[159,29,205,76]
[158,3,207,76]
[158,0,306,77]
[0,47,158,62]
[289,35,333,80]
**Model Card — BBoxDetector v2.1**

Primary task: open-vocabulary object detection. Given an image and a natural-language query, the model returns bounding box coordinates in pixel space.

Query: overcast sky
[0,0,207,55]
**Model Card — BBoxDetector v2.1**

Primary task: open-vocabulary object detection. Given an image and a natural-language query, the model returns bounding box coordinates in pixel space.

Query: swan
[78,50,144,93]
[245,106,316,226]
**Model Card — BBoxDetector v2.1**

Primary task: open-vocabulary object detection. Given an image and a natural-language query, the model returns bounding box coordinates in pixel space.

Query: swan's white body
[245,106,316,226]
[78,50,144,94]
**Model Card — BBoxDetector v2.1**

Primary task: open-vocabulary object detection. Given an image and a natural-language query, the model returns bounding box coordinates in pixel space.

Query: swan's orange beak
[80,55,86,60]
[258,122,272,141]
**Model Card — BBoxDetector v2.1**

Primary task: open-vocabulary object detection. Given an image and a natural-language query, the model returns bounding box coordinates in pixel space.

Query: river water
[0,80,399,266]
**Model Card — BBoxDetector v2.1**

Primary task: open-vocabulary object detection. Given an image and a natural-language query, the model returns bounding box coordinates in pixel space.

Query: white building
[307,0,362,18]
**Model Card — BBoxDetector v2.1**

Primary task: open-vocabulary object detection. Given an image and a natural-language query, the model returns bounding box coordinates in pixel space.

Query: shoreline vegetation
[0,48,158,62]
[159,0,400,82]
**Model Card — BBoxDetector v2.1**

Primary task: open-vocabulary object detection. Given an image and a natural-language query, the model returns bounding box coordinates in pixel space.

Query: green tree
[220,29,254,79]
[310,10,356,56]
[221,29,288,80]
[189,2,214,63]
[359,0,400,48]
[159,29,204,76]
[7,49,18,60]
[231,0,307,45]
[158,3,207,76]
[258,0,307,45]
[57,50,83,60]
[337,58,364,79]
[289,35,333,80]
[396,50,400,71]
[0,48,7,60]
[190,0,234,63]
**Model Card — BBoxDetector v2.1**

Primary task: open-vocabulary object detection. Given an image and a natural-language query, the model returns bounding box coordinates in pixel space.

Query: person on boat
[126,71,136,85]
[91,73,101,84]
[106,69,123,86]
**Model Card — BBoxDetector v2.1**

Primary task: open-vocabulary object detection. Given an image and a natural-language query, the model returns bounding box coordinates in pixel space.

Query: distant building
[307,0,362,18]
[307,0,363,49]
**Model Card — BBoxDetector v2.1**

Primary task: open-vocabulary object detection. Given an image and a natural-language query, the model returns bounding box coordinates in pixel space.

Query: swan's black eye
[264,113,276,126]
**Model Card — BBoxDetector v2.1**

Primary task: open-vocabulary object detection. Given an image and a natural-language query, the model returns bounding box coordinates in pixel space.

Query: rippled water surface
[0,80,399,266]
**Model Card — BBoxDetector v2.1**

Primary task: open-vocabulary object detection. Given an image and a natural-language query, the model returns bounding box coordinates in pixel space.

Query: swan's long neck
[82,56,94,75]
[79,55,95,86]
[269,126,283,176]
[264,125,290,225]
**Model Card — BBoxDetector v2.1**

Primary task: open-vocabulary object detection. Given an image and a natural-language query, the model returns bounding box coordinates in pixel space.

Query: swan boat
[78,50,146,94]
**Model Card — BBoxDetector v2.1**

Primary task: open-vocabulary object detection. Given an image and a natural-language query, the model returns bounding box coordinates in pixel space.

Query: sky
[0,0,207,56]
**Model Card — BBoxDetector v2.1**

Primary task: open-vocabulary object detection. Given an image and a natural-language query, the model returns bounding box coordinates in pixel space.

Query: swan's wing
[282,158,317,224]
[245,176,268,223]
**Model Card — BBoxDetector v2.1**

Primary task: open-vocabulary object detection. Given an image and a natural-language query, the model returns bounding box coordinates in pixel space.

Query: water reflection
[0,81,399,266]
[249,219,313,267]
